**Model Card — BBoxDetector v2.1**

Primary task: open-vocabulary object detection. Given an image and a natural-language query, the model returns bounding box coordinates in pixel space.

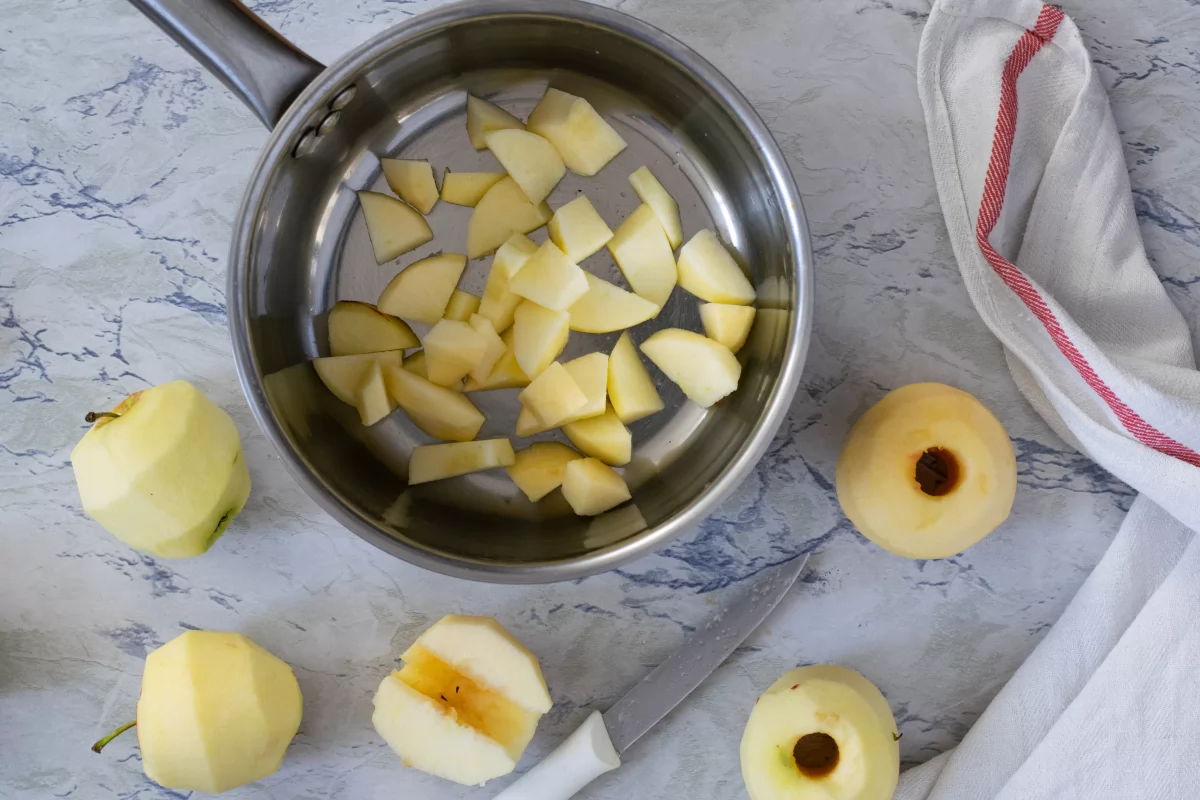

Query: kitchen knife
[494,554,810,799]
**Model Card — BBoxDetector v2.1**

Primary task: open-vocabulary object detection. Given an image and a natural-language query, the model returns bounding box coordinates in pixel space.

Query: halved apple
[328,301,418,356]
[563,404,631,466]
[478,234,539,333]
[423,319,487,387]
[508,240,590,311]
[608,204,678,306]
[313,350,404,405]
[485,129,565,206]
[467,314,506,383]
[640,328,741,408]
[383,364,483,441]
[440,171,505,207]
[629,166,683,249]
[467,177,553,259]
[526,88,627,176]
[518,361,588,428]
[380,159,439,215]
[377,252,467,325]
[444,289,481,323]
[409,438,516,484]
[548,195,613,262]
[568,273,659,333]
[357,191,434,264]
[608,331,664,423]
[356,361,397,426]
[506,442,583,502]
[511,301,570,378]
[700,303,756,354]
[464,329,530,391]
[561,457,631,516]
[466,95,525,150]
[677,229,756,304]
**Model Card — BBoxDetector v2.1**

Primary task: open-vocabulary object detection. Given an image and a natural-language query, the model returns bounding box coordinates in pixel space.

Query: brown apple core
[915,447,959,496]
[793,732,839,778]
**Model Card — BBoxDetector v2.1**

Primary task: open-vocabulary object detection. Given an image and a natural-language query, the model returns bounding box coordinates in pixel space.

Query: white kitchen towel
[899,0,1200,796]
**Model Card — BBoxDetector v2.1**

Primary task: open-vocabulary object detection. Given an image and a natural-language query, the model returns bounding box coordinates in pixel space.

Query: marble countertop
[3,0,1198,797]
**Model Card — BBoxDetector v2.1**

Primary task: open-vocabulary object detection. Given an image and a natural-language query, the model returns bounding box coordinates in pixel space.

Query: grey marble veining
[2,0,1198,797]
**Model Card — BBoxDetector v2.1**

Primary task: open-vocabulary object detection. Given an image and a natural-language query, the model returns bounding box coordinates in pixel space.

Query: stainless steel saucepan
[129,0,813,582]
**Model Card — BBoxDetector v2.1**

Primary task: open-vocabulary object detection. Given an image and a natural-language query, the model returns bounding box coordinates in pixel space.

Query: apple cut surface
[409,439,515,484]
[608,204,678,306]
[467,314,506,383]
[511,301,570,378]
[518,361,588,428]
[357,191,434,263]
[403,349,428,378]
[629,166,683,249]
[356,361,397,426]
[608,331,664,423]
[640,328,741,408]
[313,350,405,405]
[526,88,627,176]
[563,404,631,466]
[561,457,631,516]
[478,234,539,333]
[485,129,565,206]
[700,303,756,354]
[568,273,659,333]
[441,171,506,206]
[383,364,484,442]
[377,252,467,325]
[380,159,439,215]
[548,195,613,262]
[514,351,607,436]
[677,229,756,304]
[422,319,487,387]
[444,289,481,322]
[467,177,553,259]
[464,329,530,391]
[328,301,418,356]
[466,94,524,150]
[506,442,583,502]
[508,240,589,311]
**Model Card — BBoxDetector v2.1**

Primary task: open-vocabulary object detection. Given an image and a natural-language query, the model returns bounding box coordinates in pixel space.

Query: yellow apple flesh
[463,329,530,391]
[377,252,468,325]
[313,350,405,405]
[357,190,434,263]
[518,361,588,428]
[380,158,439,214]
[508,240,590,312]
[383,364,484,442]
[561,457,631,516]
[485,129,565,206]
[423,319,487,387]
[512,301,570,378]
[700,303,757,354]
[640,328,742,408]
[478,233,539,333]
[527,88,627,176]
[677,229,756,304]
[568,273,659,333]
[327,301,418,356]
[356,361,397,425]
[548,194,613,262]
[506,442,583,502]
[607,331,664,423]
[629,166,683,249]
[467,177,553,259]
[466,95,524,150]
[563,403,631,466]
[409,438,516,484]
[441,171,506,206]
[443,289,481,322]
[608,204,678,306]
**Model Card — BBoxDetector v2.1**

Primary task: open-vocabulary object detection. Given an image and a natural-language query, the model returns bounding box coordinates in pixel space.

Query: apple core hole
[916,447,959,496]
[793,732,839,778]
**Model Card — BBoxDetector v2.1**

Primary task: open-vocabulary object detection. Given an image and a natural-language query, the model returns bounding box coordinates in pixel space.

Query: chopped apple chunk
[377,252,467,325]
[356,361,396,426]
[409,439,516,484]
[548,195,613,262]
[467,177,553,259]
[381,159,439,215]
[629,166,683,249]
[561,457,631,516]
[508,240,589,311]
[608,204,677,306]
[506,442,582,502]
[478,234,539,333]
[357,191,434,264]
[328,301,418,356]
[383,365,482,441]
[518,361,588,428]
[563,404,631,466]
[527,88,627,176]
[677,229,756,304]
[466,95,524,150]
[640,328,742,408]
[423,319,487,387]
[313,350,404,405]
[485,129,565,206]
[700,303,756,354]
[568,273,658,333]
[443,289,481,322]
[511,301,570,378]
[608,331,664,423]
[440,171,505,206]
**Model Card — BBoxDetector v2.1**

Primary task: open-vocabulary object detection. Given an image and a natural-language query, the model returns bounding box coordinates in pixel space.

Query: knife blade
[494,554,810,799]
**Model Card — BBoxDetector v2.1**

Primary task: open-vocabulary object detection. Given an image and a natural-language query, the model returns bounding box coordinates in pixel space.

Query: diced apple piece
[466,95,524,150]
[485,129,565,206]
[518,361,588,428]
[380,159,439,215]
[467,177,553,259]
[512,301,570,378]
[526,88,627,176]
[568,273,658,333]
[508,240,589,311]
[563,404,631,466]
[677,229,756,304]
[640,328,741,408]
[356,361,396,425]
[478,234,539,334]
[313,350,404,405]
[403,349,428,378]
[700,303,756,354]
[506,442,583,502]
[377,252,467,325]
[628,166,683,250]
[561,458,631,516]
[409,439,516,484]
[464,329,530,391]
[548,195,613,262]
[514,407,546,437]
[383,365,482,441]
[358,191,434,264]
[467,314,506,383]
[424,319,487,387]
[608,332,664,423]
[444,290,481,322]
[608,204,677,306]
[328,301,418,356]
[562,352,608,422]
[440,171,505,206]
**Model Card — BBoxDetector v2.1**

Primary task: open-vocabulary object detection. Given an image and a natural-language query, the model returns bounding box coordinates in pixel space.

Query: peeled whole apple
[836,383,1016,559]
[71,381,250,558]
[740,665,899,800]
[91,630,302,794]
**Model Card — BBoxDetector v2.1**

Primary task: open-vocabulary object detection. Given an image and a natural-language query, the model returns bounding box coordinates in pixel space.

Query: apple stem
[85,411,121,424]
[92,720,137,754]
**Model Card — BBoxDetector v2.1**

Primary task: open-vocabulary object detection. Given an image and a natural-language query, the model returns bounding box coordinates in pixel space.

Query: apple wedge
[568,273,659,333]
[700,303,756,354]
[511,301,570,378]
[513,350,608,435]
[383,364,483,441]
[467,177,553,259]
[466,95,524,150]
[403,349,428,378]
[561,457,632,516]
[409,439,516,484]
[423,319,487,387]
[464,329,530,391]
[563,404,631,466]
[677,229,756,304]
[608,204,678,307]
[640,328,742,408]
[357,191,434,264]
[328,301,418,356]
[547,195,613,262]
[313,350,404,405]
[478,234,539,333]
[518,361,588,428]
[629,166,683,250]
[608,331,664,423]
[356,361,397,426]
[467,314,506,383]
[485,129,565,206]
[508,240,589,312]
[377,252,467,325]
[527,88,627,176]
[440,171,505,207]
[506,442,583,502]
[380,159,439,215]
[444,289,481,322]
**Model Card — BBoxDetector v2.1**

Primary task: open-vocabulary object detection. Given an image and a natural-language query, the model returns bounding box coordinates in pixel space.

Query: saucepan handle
[126,0,324,129]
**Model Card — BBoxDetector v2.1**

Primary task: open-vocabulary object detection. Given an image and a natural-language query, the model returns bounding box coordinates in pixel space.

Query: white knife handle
[493,710,621,799]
